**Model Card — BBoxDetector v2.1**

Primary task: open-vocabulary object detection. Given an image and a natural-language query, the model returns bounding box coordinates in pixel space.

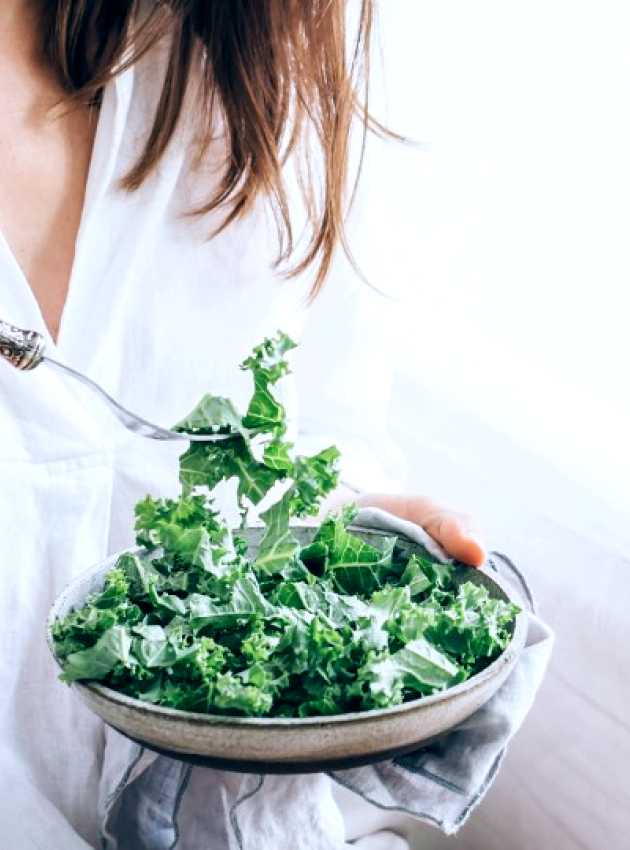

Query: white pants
[335,782,413,849]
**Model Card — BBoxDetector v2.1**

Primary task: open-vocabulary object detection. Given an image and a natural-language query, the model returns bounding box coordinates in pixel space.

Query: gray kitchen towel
[99,508,554,849]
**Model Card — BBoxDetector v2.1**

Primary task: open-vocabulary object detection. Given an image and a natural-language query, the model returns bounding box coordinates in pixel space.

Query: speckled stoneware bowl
[47,527,528,773]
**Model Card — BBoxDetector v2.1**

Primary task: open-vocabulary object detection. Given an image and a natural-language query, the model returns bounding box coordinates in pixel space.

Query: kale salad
[52,333,518,718]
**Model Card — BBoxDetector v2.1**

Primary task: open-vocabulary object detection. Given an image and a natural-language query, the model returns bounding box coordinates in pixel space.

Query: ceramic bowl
[47,526,528,773]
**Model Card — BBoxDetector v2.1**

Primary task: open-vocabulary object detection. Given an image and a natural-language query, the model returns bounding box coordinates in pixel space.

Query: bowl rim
[47,529,529,730]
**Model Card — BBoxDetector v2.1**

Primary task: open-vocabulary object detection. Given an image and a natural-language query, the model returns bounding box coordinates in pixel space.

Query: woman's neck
[0,1,64,116]
[0,1,42,68]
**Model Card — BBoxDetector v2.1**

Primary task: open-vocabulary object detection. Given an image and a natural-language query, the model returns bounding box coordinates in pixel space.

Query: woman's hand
[355,493,486,567]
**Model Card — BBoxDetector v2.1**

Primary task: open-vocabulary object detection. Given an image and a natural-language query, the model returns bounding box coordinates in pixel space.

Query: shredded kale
[53,332,518,717]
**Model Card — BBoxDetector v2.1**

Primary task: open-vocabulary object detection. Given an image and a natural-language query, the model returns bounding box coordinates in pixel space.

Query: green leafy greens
[53,332,518,717]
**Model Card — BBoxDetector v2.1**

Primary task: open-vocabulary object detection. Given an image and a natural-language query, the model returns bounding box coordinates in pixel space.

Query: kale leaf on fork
[175,332,340,517]
[53,331,519,717]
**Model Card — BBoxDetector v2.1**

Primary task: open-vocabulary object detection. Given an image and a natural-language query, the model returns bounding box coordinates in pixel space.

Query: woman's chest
[0,105,96,341]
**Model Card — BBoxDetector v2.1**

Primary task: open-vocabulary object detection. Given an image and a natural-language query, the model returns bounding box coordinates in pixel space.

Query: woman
[0,1,484,847]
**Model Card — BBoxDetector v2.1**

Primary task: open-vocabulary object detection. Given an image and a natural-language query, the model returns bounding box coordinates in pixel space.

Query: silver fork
[0,318,233,442]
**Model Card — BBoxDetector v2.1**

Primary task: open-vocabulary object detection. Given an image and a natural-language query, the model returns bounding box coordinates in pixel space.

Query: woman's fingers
[419,508,486,567]
[356,494,486,567]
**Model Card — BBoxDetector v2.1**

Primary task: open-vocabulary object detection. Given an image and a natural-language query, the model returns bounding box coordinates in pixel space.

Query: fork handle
[0,319,46,371]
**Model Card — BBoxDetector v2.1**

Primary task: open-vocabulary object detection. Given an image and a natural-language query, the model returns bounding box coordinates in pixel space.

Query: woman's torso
[0,52,309,846]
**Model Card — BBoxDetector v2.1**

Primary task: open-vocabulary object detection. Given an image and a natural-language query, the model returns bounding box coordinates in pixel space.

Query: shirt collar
[82,62,135,220]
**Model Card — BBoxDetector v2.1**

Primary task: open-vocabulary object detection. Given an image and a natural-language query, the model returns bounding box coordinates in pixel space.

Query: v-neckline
[0,69,133,360]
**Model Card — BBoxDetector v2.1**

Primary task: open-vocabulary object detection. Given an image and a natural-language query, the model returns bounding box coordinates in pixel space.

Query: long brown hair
[39,1,389,296]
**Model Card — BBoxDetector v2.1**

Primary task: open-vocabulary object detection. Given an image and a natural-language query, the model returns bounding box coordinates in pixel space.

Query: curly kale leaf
[289,446,341,517]
[134,494,225,551]
[353,638,459,709]
[174,395,245,438]
[426,581,520,674]
[242,373,286,436]
[176,333,339,517]
[240,331,297,437]
[254,490,300,575]
[52,568,141,658]
[398,554,432,597]
[59,625,133,684]
[313,509,396,594]
[178,434,282,508]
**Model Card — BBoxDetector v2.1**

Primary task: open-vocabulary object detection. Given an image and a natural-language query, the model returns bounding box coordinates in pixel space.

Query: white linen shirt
[0,51,402,848]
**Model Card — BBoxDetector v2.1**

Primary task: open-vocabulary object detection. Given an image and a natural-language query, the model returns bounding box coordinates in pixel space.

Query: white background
[351,0,630,541]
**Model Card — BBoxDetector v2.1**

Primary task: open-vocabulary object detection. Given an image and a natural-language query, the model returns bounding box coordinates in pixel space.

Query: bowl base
[115,725,437,774]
